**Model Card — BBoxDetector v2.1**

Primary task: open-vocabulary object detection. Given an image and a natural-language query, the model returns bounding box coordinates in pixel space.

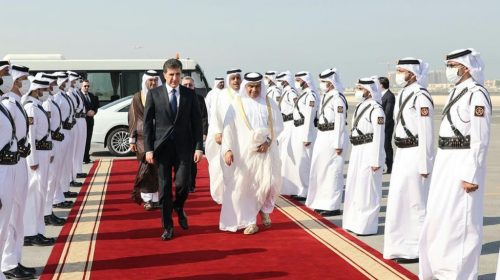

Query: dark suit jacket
[81,91,99,115]
[381,89,395,131]
[143,85,203,159]
[196,93,208,136]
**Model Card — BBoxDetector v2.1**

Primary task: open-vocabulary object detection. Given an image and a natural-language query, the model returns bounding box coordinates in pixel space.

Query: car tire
[106,127,131,156]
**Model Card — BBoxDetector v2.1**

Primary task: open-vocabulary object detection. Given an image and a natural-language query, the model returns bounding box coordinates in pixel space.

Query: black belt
[317,122,335,131]
[51,130,65,141]
[62,120,73,130]
[294,118,305,127]
[35,139,53,150]
[394,136,418,148]
[282,113,293,122]
[350,133,373,146]
[0,144,19,165]
[17,138,31,158]
[438,135,470,149]
[76,112,86,118]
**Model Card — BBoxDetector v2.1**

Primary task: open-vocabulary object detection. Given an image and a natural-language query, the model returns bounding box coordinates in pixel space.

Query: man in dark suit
[80,80,99,164]
[181,76,208,193]
[144,59,203,240]
[379,77,395,174]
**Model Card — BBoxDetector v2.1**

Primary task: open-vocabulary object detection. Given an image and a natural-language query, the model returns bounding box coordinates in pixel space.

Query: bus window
[183,70,209,97]
[122,71,142,96]
[87,72,120,101]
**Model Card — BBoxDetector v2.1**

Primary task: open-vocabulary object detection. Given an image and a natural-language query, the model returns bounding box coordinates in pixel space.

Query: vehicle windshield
[100,95,132,109]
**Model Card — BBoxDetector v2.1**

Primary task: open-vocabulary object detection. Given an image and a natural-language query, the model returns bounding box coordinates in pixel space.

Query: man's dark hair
[378,77,389,89]
[163,59,183,72]
[82,79,90,83]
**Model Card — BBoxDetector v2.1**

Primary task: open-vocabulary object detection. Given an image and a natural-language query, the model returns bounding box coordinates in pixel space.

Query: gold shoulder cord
[236,96,275,143]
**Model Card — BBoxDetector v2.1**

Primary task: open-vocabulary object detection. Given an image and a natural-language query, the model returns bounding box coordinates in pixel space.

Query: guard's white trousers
[0,165,15,278]
[73,118,86,175]
[23,150,50,237]
[1,159,28,271]
[45,140,65,215]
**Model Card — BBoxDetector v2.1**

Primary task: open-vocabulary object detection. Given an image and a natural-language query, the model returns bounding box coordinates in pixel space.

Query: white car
[92,96,133,156]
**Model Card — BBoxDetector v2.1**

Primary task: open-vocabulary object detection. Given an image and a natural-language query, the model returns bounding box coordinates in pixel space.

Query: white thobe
[419,78,492,280]
[53,91,74,203]
[383,83,434,260]
[65,91,78,181]
[205,88,235,204]
[205,88,222,122]
[0,103,16,279]
[282,88,318,197]
[71,90,86,175]
[219,95,283,232]
[306,90,348,211]
[279,85,299,195]
[266,84,282,104]
[43,96,65,215]
[23,96,53,237]
[1,93,29,271]
[343,99,385,235]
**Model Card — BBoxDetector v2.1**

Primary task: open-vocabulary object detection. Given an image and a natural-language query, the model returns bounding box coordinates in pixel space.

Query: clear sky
[2,0,499,85]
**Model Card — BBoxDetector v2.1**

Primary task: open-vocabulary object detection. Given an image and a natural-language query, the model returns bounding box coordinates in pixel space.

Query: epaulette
[414,88,434,108]
[469,83,492,109]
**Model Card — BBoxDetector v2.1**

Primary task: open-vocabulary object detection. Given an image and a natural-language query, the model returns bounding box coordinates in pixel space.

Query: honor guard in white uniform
[68,71,87,180]
[1,64,38,278]
[286,71,318,200]
[275,71,299,196]
[205,77,225,122]
[52,72,78,207]
[306,68,348,216]
[264,71,282,104]
[205,69,241,204]
[22,79,55,247]
[343,77,385,235]
[0,61,23,280]
[383,58,434,264]
[39,74,69,226]
[419,49,492,280]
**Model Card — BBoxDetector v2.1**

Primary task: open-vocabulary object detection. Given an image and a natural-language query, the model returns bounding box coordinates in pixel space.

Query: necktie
[170,89,177,117]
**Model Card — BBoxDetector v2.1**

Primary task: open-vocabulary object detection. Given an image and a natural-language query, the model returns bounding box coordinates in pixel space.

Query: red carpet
[41,159,417,280]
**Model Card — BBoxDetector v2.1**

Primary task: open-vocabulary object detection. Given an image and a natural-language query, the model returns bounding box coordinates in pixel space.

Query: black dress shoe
[18,263,36,274]
[295,196,306,202]
[83,160,93,164]
[76,173,87,178]
[392,257,419,264]
[64,191,78,198]
[174,207,189,230]
[314,209,325,214]
[24,236,52,247]
[37,234,55,244]
[44,214,65,226]
[321,210,342,217]
[161,228,174,240]
[70,181,82,187]
[53,201,72,209]
[52,213,66,223]
[3,266,34,279]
